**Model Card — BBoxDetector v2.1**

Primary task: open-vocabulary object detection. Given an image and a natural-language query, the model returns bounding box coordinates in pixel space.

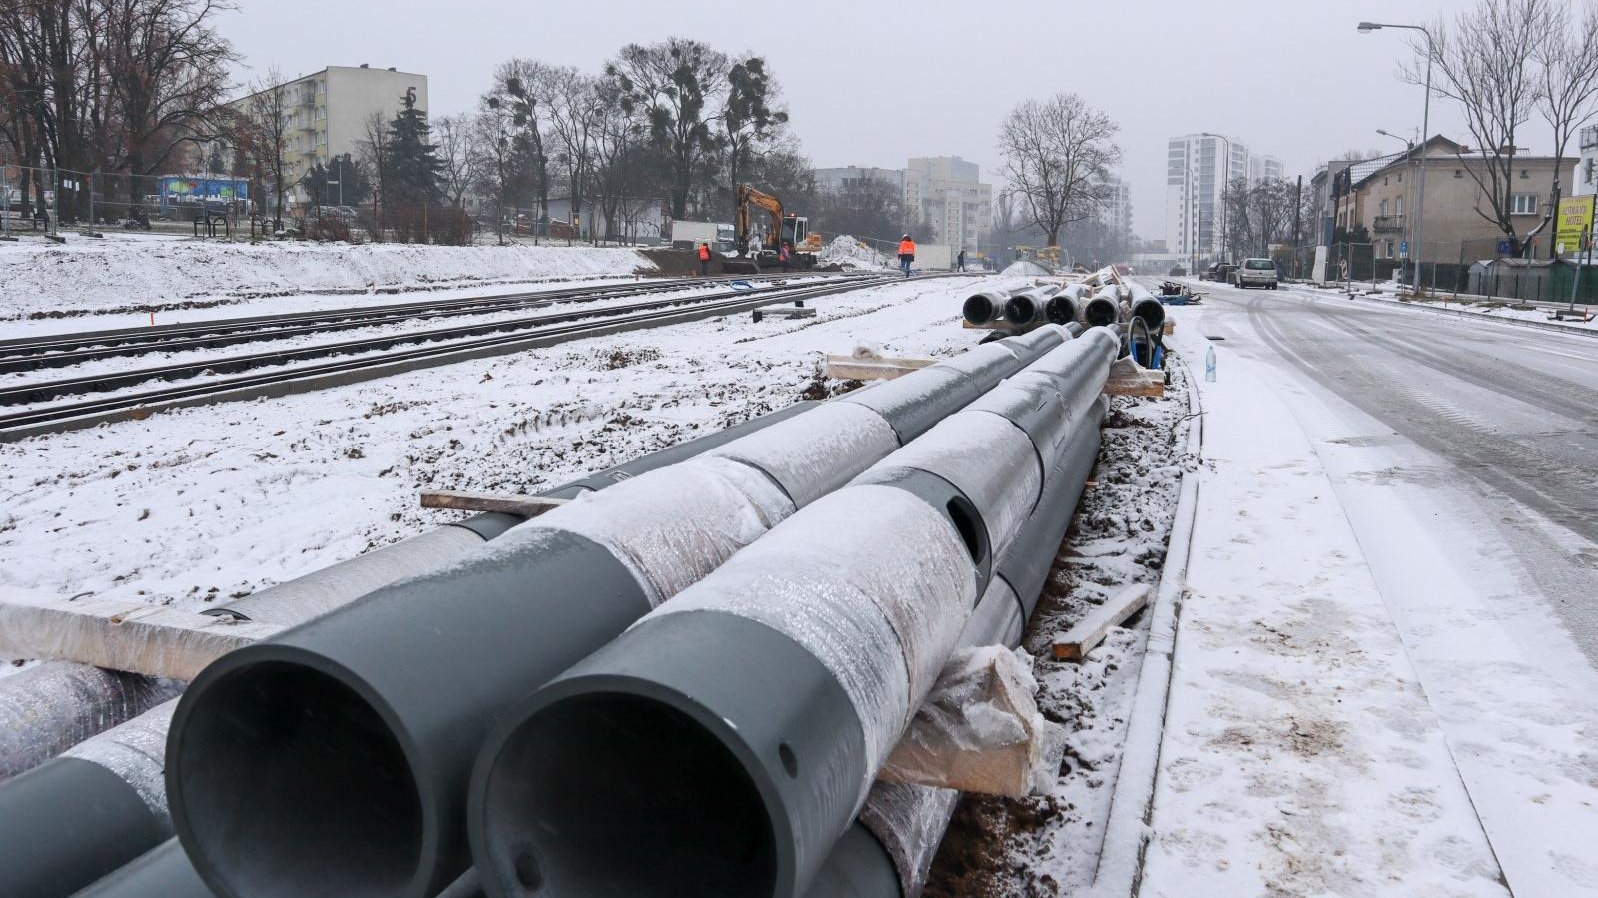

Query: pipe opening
[944,495,987,567]
[1045,296,1077,325]
[961,294,996,324]
[1085,297,1119,328]
[1003,296,1035,325]
[174,662,422,898]
[479,693,776,898]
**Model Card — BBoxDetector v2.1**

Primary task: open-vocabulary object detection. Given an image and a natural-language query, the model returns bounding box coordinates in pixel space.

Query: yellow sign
[1555,195,1595,254]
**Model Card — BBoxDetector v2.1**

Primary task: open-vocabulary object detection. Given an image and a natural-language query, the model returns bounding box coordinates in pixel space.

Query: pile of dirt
[638,247,715,276]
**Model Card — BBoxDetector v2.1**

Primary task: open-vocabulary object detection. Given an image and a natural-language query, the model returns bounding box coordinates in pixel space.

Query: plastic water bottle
[1204,345,1217,382]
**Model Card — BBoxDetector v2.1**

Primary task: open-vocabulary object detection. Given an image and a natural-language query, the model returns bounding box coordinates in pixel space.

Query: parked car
[1199,262,1237,282]
[1230,258,1279,289]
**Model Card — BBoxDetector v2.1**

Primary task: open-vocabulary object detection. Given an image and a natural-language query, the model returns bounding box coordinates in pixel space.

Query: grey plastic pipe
[4,402,821,898]
[1002,285,1061,326]
[1084,289,1122,328]
[466,329,1119,898]
[806,399,1107,898]
[164,330,1070,898]
[0,663,181,781]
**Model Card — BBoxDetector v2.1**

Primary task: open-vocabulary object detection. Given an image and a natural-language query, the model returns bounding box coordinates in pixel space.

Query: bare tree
[545,66,599,234]
[1408,0,1549,255]
[719,55,786,206]
[1533,0,1598,255]
[486,58,554,222]
[246,67,291,220]
[605,37,729,220]
[469,95,526,244]
[434,112,476,207]
[358,110,391,237]
[997,93,1121,247]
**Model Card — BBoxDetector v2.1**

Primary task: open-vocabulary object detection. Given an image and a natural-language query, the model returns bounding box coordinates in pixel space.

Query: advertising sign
[1555,195,1595,256]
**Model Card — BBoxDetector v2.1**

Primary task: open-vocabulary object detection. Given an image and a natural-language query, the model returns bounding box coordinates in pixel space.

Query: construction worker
[697,242,712,276]
[778,241,791,273]
[897,234,916,278]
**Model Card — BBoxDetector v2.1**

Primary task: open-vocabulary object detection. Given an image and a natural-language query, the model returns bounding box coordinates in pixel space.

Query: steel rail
[0,275,903,441]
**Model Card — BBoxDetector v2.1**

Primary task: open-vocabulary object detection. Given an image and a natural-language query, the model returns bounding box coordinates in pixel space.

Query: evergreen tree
[386,87,443,208]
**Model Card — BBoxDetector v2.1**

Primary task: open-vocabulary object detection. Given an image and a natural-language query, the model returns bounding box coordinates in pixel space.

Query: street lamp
[1376,129,1416,263]
[1359,21,1434,290]
[1196,132,1233,262]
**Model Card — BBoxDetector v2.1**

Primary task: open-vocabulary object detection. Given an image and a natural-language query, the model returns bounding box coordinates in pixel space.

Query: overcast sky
[224,0,1515,240]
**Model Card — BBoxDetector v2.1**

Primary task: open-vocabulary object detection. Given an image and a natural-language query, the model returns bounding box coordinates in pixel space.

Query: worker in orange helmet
[697,242,712,276]
[897,234,916,278]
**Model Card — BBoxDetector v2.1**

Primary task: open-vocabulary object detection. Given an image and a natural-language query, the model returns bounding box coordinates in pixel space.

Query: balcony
[1373,215,1405,233]
[1582,125,1598,150]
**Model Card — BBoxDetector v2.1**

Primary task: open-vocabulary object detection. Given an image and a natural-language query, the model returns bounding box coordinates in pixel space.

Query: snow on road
[0,274,987,614]
[1144,290,1598,897]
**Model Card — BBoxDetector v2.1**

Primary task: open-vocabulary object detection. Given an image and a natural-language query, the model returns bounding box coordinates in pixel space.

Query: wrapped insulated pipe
[1044,285,1087,326]
[959,288,1019,326]
[0,663,180,782]
[807,398,1107,898]
[466,329,1119,898]
[2,401,825,898]
[1084,289,1122,327]
[1002,285,1061,326]
[164,329,1072,898]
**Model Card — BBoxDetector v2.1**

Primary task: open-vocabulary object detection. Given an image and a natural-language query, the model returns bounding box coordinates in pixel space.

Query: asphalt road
[1175,279,1598,664]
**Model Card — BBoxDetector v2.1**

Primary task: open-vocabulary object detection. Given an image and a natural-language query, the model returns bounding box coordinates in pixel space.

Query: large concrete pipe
[1129,295,1166,334]
[1045,284,1090,326]
[0,402,824,898]
[805,399,1107,898]
[466,333,1118,898]
[1084,289,1122,328]
[165,331,1070,898]
[1003,285,1060,326]
[0,663,180,781]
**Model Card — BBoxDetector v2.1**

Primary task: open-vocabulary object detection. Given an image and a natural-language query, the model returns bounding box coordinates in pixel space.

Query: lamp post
[1376,128,1416,270]
[1196,132,1233,262]
[1359,21,1433,290]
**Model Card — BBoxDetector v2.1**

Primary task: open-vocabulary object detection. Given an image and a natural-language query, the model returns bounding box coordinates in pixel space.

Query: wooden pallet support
[824,352,939,382]
[1103,356,1166,397]
[1052,583,1152,660]
[420,489,571,517]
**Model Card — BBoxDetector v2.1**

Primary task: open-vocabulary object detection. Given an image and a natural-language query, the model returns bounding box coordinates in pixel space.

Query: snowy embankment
[0,234,655,320]
[819,234,890,270]
[0,275,984,611]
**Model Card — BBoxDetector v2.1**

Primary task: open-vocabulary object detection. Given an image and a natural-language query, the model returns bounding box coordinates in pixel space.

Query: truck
[670,220,735,252]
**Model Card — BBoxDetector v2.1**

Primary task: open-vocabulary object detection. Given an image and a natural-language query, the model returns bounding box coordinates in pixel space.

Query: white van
[1231,258,1279,289]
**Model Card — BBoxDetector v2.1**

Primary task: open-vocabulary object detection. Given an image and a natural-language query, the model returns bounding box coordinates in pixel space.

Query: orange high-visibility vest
[898,239,915,255]
[697,244,711,261]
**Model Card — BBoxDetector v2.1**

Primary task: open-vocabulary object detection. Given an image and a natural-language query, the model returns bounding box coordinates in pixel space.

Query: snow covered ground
[0,274,988,611]
[0,233,656,320]
[1277,278,1598,332]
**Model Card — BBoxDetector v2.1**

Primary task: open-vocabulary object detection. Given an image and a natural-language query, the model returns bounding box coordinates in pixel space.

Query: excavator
[732,184,822,271]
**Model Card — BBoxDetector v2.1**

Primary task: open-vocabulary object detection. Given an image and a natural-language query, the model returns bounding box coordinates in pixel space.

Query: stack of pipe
[1084,287,1123,327]
[466,328,1120,898]
[1001,285,1061,327]
[960,286,1026,326]
[156,328,1072,898]
[0,400,821,898]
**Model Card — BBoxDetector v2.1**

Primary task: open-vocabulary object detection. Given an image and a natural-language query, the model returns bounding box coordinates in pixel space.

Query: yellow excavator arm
[736,184,784,255]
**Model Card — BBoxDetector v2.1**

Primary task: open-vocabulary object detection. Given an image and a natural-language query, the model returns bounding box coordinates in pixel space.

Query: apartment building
[1331,135,1575,261]
[1102,176,1134,237]
[1164,133,1280,260]
[813,165,905,193]
[230,64,429,208]
[903,156,992,251]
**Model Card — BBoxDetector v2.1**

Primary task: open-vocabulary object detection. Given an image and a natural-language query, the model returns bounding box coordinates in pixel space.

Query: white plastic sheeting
[705,401,900,507]
[0,663,181,780]
[653,484,978,791]
[506,455,795,608]
[62,698,178,830]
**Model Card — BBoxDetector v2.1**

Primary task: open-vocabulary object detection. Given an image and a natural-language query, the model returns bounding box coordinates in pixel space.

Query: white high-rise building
[1102,176,1133,236]
[903,156,992,251]
[1164,134,1278,260]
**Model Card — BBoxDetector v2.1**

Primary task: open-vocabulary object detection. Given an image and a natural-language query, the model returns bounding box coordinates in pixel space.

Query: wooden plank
[0,588,282,680]
[420,489,570,517]
[1163,320,1176,335]
[824,353,939,382]
[1103,356,1166,397]
[1052,584,1152,660]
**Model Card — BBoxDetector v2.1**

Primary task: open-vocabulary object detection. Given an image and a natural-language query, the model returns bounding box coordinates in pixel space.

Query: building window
[1396,196,1404,216]
[1379,199,1389,216]
[1520,169,1530,179]
[1510,193,1540,215]
[1454,169,1464,179]
[1385,240,1395,258]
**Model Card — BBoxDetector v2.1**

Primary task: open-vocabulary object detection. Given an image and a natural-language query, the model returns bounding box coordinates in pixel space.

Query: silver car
[1231,258,1279,289]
